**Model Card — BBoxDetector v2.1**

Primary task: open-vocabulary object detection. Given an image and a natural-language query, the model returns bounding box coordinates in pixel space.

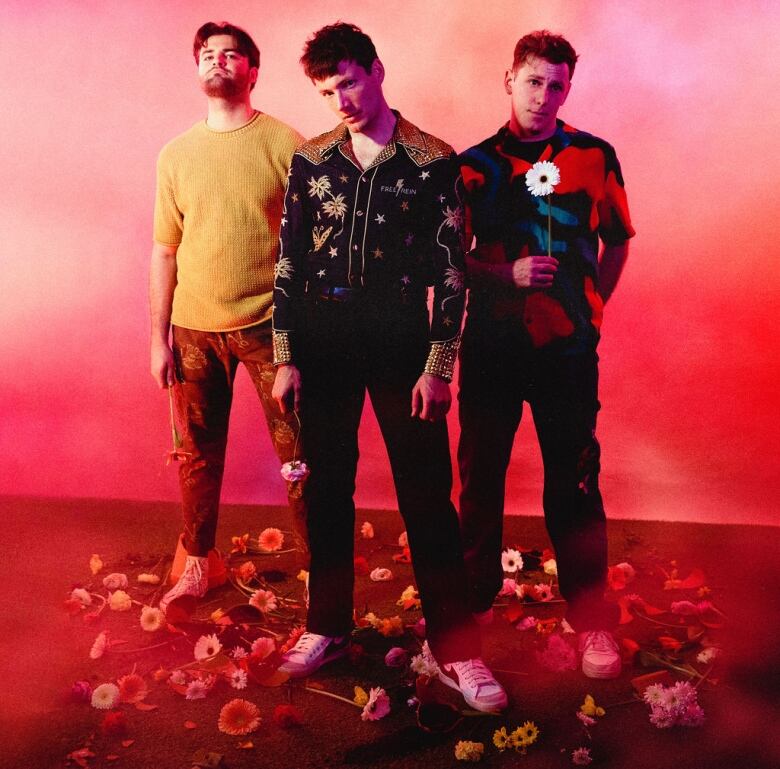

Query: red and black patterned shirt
[460,120,635,351]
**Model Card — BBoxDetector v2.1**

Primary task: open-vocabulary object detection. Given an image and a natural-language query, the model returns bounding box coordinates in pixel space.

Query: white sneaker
[160,555,208,613]
[277,632,348,678]
[579,630,621,679]
[438,658,508,712]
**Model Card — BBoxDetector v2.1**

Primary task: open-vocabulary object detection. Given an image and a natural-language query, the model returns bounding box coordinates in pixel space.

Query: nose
[336,90,350,113]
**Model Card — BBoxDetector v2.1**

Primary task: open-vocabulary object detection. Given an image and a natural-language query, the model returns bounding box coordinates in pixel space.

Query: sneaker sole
[581,659,622,679]
[278,645,349,679]
[438,670,508,713]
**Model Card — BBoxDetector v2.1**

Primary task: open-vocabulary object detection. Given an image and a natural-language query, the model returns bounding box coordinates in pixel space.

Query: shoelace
[456,660,493,687]
[585,631,616,652]
[179,557,205,588]
[290,633,326,656]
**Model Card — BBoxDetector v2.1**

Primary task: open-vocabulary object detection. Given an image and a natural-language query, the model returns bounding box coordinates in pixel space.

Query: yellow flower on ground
[580,694,605,718]
[493,727,511,751]
[353,686,369,707]
[512,721,540,748]
[89,554,103,575]
[454,740,484,762]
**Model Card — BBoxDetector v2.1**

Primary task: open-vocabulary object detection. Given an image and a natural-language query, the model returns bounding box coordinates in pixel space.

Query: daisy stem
[304,686,361,709]
[547,194,552,258]
[111,639,173,654]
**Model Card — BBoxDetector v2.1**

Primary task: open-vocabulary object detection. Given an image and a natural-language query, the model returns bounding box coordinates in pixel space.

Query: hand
[411,373,451,422]
[510,255,558,289]
[151,340,176,388]
[272,364,302,415]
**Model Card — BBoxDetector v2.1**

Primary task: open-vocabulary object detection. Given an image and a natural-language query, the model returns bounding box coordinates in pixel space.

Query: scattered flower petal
[377,616,404,637]
[697,647,720,664]
[397,584,421,610]
[580,694,606,718]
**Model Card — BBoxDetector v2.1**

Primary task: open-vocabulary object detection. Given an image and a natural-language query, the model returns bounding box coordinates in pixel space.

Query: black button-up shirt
[273,114,466,361]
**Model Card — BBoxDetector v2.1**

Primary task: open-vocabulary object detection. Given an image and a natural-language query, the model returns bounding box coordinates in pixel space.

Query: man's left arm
[598,240,630,304]
[411,157,466,422]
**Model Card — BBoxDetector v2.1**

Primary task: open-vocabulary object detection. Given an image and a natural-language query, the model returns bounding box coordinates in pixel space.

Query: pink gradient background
[1,0,778,525]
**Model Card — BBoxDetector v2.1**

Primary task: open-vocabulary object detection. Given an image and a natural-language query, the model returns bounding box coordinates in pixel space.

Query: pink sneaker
[160,555,208,613]
[579,631,621,679]
[438,658,508,712]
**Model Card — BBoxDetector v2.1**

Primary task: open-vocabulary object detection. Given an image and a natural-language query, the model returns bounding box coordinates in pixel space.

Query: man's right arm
[149,242,178,388]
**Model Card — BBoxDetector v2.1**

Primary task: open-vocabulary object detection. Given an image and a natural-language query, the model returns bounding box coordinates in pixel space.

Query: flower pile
[642,681,705,728]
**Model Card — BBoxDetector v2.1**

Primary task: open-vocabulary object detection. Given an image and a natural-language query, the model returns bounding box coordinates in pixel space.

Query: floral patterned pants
[171,323,307,558]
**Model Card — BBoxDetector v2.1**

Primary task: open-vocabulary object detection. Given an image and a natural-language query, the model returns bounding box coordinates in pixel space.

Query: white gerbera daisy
[501,548,523,573]
[193,633,222,661]
[525,161,560,197]
[91,682,120,709]
[230,669,248,690]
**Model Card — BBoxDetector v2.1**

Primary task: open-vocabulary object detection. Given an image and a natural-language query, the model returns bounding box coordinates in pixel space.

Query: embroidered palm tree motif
[322,193,348,219]
[444,267,465,293]
[312,225,333,252]
[307,175,331,200]
[442,205,463,230]
[275,257,294,281]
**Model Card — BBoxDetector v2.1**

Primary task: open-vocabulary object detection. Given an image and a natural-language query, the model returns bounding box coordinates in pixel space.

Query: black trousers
[297,294,480,663]
[458,318,619,632]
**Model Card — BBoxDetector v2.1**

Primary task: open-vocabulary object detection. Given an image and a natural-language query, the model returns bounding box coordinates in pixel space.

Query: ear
[372,58,385,84]
[249,66,259,87]
[504,69,514,95]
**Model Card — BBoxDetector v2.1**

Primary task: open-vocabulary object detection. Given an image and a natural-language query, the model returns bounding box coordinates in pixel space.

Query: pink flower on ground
[534,583,554,601]
[249,589,278,614]
[231,646,248,660]
[360,521,375,539]
[536,634,577,672]
[250,637,276,660]
[361,687,391,721]
[258,527,284,552]
[185,678,210,700]
[236,561,257,582]
[499,578,518,597]
[576,711,596,726]
[117,673,148,703]
[572,747,593,765]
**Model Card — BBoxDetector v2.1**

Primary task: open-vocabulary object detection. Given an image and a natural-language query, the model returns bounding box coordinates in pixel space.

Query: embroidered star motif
[339,174,349,183]
[404,233,414,246]
[372,247,384,259]
[291,193,300,202]
[328,246,338,258]
[375,213,386,224]
[442,316,454,327]
[401,201,409,211]
[280,216,287,226]
[437,194,446,203]
[317,269,326,278]
[420,171,431,180]
[401,275,411,285]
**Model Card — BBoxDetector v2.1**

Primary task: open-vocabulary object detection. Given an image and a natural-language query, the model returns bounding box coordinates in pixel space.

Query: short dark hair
[512,30,578,78]
[193,21,260,71]
[300,22,378,81]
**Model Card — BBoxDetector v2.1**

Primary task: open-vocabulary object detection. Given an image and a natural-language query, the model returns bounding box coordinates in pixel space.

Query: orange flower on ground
[89,554,104,575]
[377,616,404,637]
[397,585,421,610]
[231,534,250,554]
[218,698,261,736]
[258,527,284,552]
[117,673,148,704]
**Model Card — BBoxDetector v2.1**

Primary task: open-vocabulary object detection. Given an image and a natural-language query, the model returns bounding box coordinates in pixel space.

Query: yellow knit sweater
[154,111,302,331]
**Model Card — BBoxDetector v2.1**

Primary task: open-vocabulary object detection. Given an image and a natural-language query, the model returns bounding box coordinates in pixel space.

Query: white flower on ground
[525,161,560,197]
[360,521,375,538]
[137,573,161,585]
[501,548,523,573]
[193,633,222,661]
[410,641,440,677]
[140,606,165,632]
[185,679,209,700]
[169,670,187,685]
[230,669,248,690]
[370,567,393,582]
[697,646,720,665]
[231,646,248,660]
[108,590,132,612]
[91,683,120,709]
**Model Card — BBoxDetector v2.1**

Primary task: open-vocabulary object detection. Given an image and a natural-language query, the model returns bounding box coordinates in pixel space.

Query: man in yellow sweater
[150,21,304,613]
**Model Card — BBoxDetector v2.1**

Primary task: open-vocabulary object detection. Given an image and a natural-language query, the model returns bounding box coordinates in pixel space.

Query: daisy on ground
[193,633,222,661]
[361,687,390,721]
[248,589,278,614]
[91,683,120,710]
[258,527,284,552]
[218,698,261,735]
[501,548,523,573]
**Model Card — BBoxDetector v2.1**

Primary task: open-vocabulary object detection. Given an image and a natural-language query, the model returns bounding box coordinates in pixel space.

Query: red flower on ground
[218,699,261,735]
[101,710,128,736]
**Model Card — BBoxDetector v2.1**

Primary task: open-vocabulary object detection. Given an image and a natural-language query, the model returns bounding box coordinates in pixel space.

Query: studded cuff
[272,330,292,366]
[423,338,460,382]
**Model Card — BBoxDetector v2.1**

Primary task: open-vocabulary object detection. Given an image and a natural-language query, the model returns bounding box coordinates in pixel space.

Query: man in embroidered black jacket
[271,22,507,713]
